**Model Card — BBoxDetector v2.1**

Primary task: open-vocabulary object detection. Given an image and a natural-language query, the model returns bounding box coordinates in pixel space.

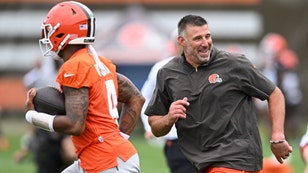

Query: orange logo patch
[208,73,222,84]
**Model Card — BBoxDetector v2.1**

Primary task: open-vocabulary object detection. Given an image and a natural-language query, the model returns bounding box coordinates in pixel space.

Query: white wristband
[120,132,130,140]
[25,110,55,132]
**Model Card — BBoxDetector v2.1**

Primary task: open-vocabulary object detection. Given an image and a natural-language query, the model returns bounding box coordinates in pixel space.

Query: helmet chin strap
[88,45,110,76]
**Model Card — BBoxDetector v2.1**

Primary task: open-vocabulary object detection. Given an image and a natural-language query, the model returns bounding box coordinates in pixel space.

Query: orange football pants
[205,167,260,173]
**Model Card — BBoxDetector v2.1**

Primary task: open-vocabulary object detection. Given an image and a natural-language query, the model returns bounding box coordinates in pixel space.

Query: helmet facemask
[39,23,71,58]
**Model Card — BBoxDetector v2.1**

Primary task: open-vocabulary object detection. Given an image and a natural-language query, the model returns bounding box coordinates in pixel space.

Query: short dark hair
[178,14,208,35]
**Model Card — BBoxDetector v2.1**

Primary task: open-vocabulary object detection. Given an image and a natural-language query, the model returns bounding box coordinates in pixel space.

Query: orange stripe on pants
[206,167,260,173]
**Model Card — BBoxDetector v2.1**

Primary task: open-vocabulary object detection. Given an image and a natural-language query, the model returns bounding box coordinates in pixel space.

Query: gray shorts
[62,153,140,173]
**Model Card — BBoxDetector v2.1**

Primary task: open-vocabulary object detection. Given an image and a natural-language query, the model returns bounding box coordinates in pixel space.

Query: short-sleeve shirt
[57,48,137,173]
[145,47,276,172]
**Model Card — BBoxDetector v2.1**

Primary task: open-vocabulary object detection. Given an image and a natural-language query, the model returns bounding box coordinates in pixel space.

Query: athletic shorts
[62,153,140,173]
[205,167,260,173]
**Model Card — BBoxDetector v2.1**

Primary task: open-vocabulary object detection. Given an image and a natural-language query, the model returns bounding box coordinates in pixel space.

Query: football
[33,86,66,115]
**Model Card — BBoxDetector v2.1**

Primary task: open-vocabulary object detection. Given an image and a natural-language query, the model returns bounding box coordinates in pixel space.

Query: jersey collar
[180,47,218,72]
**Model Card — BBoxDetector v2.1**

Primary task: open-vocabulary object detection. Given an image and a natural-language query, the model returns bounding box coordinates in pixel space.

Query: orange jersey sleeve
[57,48,137,173]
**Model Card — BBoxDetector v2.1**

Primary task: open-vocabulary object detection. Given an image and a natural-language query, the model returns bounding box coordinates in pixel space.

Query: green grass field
[0,116,305,173]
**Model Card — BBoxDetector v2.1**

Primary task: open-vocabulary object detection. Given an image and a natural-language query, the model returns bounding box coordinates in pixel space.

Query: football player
[24,1,144,173]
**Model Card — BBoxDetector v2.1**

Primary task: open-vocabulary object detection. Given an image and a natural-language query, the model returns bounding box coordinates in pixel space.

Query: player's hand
[270,140,293,164]
[25,88,36,112]
[168,97,190,123]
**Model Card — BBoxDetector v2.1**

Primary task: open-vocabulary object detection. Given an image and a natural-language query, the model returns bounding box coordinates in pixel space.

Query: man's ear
[177,36,185,46]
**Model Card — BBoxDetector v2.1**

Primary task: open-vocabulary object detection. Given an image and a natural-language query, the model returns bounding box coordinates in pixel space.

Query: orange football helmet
[39,1,95,57]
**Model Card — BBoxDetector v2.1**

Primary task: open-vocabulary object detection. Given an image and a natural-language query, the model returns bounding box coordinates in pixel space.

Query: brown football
[33,86,66,115]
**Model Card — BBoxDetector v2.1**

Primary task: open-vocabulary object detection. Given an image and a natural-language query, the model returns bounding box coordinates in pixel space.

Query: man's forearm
[148,115,174,137]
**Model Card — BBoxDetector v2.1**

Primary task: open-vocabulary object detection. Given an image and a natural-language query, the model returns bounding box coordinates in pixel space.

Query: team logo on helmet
[208,73,222,84]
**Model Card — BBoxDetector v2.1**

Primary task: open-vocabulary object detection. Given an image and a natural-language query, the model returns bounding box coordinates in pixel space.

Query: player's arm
[116,73,145,136]
[53,86,88,135]
[25,87,88,136]
[268,87,286,142]
[148,115,174,137]
[148,97,189,137]
[268,87,293,163]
